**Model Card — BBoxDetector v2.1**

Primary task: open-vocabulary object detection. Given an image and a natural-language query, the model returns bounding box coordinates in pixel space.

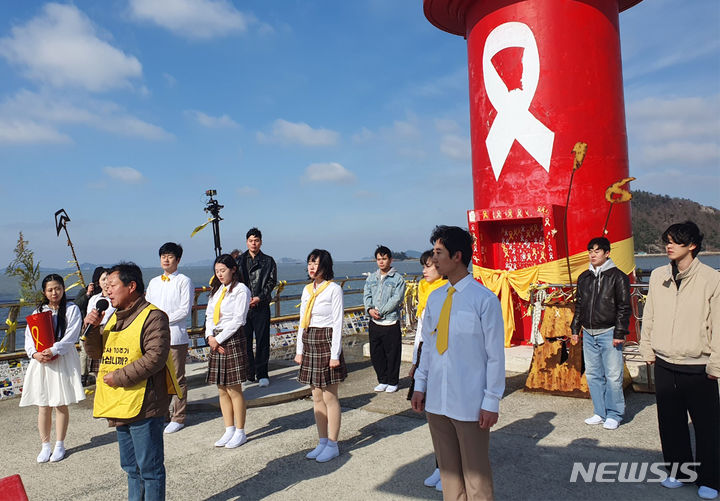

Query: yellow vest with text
[93,304,182,419]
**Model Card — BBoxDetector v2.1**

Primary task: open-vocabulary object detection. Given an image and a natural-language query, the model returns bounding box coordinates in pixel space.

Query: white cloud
[0,89,173,141]
[0,3,142,92]
[103,166,145,184]
[351,127,374,144]
[237,186,259,197]
[440,134,471,162]
[303,162,356,184]
[258,119,339,146]
[129,0,253,39]
[163,73,177,87]
[186,110,238,128]
[627,94,720,207]
[0,119,71,144]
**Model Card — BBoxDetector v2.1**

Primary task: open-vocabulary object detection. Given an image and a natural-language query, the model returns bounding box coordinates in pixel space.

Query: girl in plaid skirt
[294,249,347,463]
[205,254,251,449]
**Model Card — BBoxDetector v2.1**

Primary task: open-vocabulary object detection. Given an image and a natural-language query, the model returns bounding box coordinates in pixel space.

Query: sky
[0,0,718,268]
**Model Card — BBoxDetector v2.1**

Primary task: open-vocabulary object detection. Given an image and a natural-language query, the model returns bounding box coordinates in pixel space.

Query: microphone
[81,298,110,338]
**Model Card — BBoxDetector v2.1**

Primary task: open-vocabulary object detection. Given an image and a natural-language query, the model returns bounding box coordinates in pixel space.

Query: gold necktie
[161,274,170,282]
[213,287,227,325]
[300,281,333,330]
[436,286,456,354]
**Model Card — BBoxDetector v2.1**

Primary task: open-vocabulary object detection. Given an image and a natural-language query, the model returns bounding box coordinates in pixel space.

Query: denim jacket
[363,268,406,325]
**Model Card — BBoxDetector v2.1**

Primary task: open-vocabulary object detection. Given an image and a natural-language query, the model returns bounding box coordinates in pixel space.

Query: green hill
[631,191,720,253]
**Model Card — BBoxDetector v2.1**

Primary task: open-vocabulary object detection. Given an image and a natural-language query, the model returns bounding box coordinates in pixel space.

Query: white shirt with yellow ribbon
[414,274,505,421]
[296,281,344,360]
[204,283,250,345]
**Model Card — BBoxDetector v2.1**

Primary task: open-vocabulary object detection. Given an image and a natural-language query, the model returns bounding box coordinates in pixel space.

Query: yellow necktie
[436,286,456,354]
[161,274,170,282]
[213,287,227,324]
[300,281,333,330]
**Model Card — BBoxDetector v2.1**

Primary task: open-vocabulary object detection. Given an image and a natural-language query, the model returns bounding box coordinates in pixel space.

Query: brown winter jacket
[639,258,720,378]
[85,296,171,426]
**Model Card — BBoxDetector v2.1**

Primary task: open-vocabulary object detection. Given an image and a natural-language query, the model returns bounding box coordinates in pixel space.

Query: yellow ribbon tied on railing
[5,318,17,336]
[473,236,635,347]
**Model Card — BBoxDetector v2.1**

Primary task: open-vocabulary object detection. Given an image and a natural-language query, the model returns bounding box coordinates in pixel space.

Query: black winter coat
[570,266,631,339]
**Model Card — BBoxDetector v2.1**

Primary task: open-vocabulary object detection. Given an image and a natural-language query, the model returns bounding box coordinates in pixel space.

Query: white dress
[19,303,86,407]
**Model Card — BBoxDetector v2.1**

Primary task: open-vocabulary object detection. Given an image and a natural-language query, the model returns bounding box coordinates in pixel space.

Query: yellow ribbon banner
[473,236,635,347]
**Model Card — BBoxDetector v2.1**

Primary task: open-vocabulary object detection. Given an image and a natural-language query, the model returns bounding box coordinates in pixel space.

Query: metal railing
[0,274,424,355]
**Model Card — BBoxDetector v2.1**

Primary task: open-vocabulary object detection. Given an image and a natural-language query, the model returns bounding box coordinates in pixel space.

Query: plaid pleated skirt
[206,328,249,386]
[298,327,347,388]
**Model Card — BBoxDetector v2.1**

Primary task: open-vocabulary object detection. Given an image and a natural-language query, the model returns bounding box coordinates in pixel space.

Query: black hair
[109,262,145,295]
[662,220,703,258]
[91,266,106,289]
[211,254,243,295]
[374,245,392,259]
[246,227,262,240]
[587,237,611,253]
[420,249,434,266]
[40,274,68,341]
[158,242,183,260]
[430,225,473,267]
[307,249,334,280]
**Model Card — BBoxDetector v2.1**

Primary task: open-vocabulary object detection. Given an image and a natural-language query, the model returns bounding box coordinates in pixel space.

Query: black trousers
[654,360,719,489]
[369,321,402,386]
[245,306,271,380]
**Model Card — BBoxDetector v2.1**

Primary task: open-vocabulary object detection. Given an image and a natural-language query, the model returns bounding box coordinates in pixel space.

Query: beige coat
[639,258,720,377]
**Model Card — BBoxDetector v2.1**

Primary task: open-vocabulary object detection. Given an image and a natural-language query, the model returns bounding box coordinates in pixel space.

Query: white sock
[50,441,66,462]
[215,426,236,446]
[233,428,245,437]
[37,442,52,463]
[326,439,338,449]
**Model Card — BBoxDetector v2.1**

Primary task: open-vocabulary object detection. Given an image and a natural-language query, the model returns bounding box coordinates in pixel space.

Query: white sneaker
[374,384,388,392]
[584,414,604,425]
[225,430,247,449]
[164,422,184,434]
[37,444,52,463]
[385,385,398,393]
[214,427,236,447]
[305,441,327,459]
[49,446,65,462]
[661,477,683,489]
[424,468,441,487]
[603,418,619,430]
[315,443,339,463]
[258,378,269,387]
[698,486,718,499]
[435,479,442,492]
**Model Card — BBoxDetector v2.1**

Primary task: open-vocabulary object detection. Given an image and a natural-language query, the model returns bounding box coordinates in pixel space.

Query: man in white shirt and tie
[145,242,194,434]
[411,225,505,500]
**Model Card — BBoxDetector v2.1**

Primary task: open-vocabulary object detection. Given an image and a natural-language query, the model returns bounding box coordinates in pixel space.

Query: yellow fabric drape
[300,280,333,330]
[473,236,635,347]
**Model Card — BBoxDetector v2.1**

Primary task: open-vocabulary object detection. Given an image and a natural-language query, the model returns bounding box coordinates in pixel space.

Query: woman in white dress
[20,274,85,463]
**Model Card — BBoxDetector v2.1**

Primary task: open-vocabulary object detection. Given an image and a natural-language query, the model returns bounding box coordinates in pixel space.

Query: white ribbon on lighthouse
[483,22,554,180]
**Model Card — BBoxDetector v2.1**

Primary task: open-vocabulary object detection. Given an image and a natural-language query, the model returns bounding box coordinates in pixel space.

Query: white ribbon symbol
[483,22,554,180]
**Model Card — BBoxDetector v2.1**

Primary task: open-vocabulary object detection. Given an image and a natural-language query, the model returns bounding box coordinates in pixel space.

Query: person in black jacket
[570,237,631,430]
[236,228,277,387]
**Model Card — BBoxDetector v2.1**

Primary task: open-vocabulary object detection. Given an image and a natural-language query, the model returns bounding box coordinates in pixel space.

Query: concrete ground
[0,345,707,501]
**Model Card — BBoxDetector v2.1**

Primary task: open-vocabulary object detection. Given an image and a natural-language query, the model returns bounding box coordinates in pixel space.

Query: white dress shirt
[87,293,116,326]
[24,303,82,357]
[296,281,344,360]
[146,271,194,345]
[414,274,505,420]
[204,282,250,345]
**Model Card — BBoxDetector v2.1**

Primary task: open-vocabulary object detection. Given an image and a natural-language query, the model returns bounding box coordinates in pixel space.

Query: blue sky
[0,0,718,268]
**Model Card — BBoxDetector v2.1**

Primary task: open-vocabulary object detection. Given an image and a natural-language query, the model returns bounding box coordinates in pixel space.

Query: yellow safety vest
[94,304,182,419]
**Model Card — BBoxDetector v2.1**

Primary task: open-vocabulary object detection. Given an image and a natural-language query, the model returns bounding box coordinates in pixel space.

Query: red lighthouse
[424,0,641,345]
